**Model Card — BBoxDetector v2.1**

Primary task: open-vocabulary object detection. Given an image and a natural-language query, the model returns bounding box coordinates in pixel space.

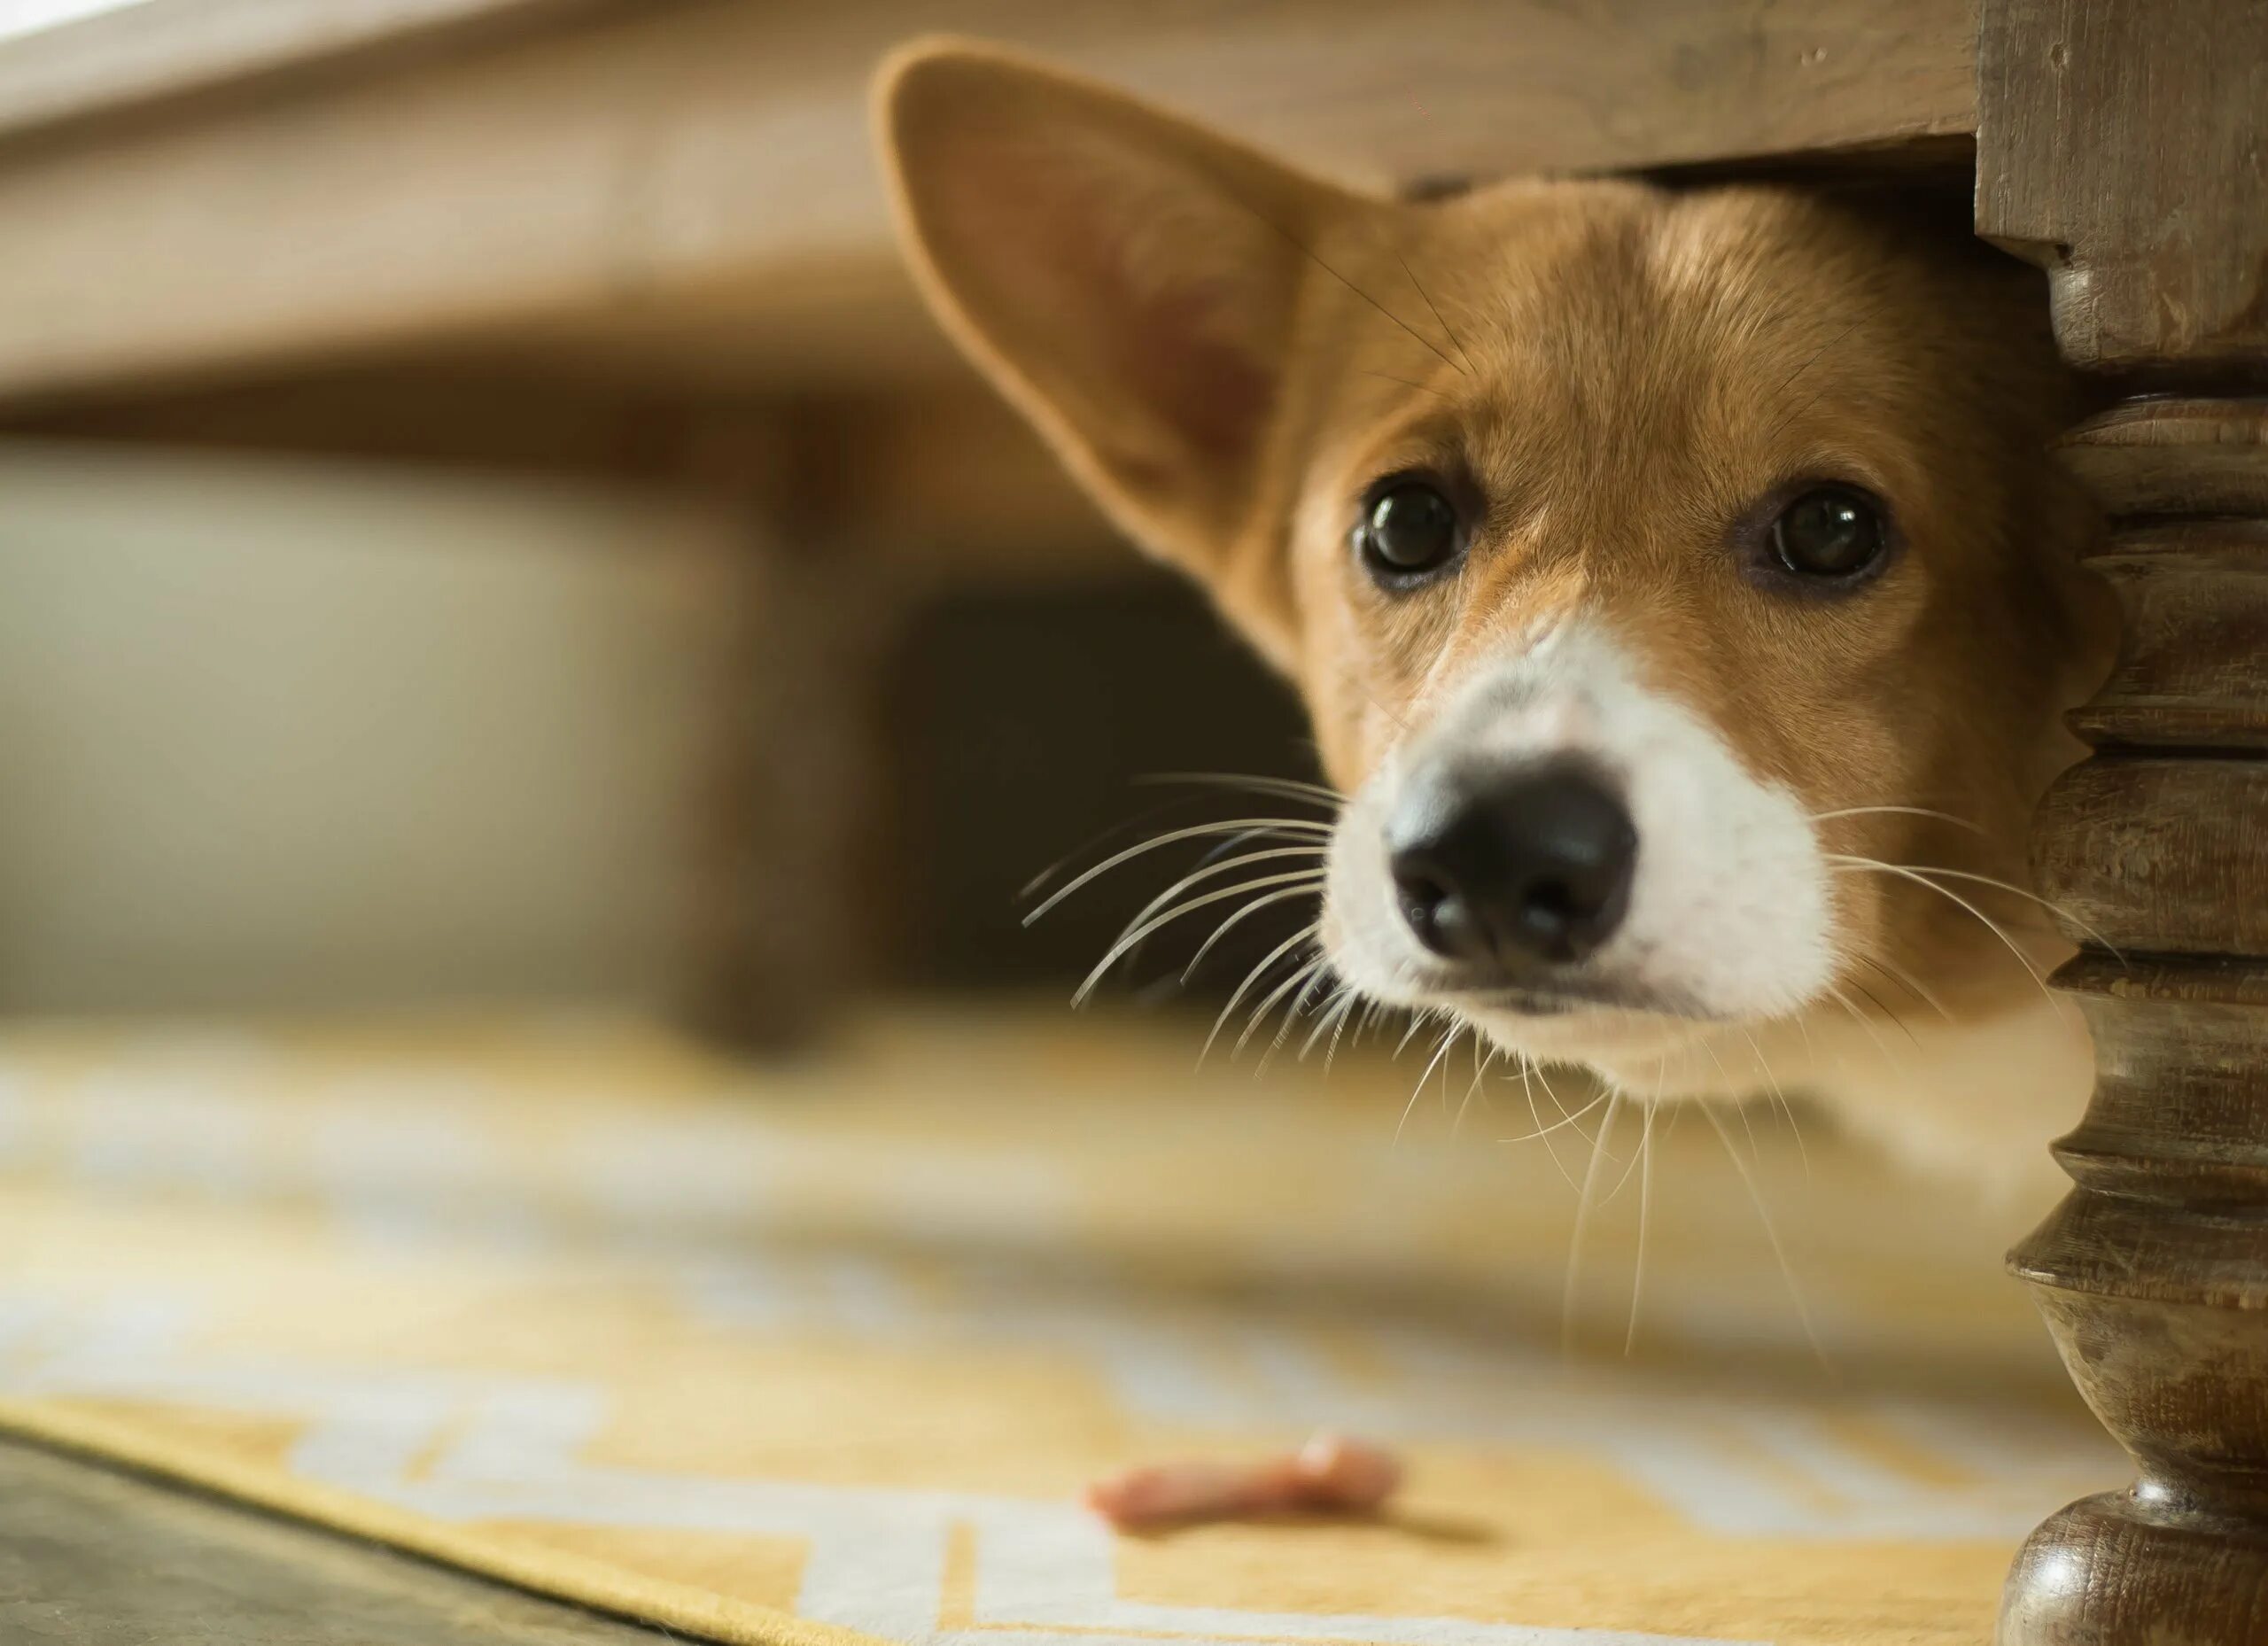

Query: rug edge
[0,1396,884,1646]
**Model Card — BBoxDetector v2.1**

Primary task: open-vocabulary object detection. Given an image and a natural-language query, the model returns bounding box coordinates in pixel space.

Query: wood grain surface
[0,0,1976,409]
[0,1434,673,1646]
[1977,6,2268,1639]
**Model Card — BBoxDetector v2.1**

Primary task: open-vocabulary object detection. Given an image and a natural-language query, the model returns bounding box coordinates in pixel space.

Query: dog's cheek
[1292,646,1391,798]
[1604,676,1837,1020]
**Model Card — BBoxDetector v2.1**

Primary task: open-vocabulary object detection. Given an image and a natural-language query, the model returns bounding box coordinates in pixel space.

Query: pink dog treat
[1292,1432,1402,1509]
[1084,1433,1402,1528]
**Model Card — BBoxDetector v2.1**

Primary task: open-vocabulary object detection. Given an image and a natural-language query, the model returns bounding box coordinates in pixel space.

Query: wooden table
[0,3,2261,1641]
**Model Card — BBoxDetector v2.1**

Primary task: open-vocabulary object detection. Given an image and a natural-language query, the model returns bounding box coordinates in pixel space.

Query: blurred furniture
[0,3,2258,1639]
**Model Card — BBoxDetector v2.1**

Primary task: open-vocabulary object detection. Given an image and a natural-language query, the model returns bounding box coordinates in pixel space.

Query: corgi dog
[874,42,2114,1200]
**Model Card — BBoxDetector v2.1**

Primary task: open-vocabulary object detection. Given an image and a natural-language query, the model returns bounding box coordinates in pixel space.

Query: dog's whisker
[1358,1000,1389,1045]
[1389,1036,1435,1149]
[1186,824,1320,880]
[1392,1011,1435,1059]
[1393,247,1479,377]
[1852,859,2124,961]
[1513,1056,1581,1189]
[1237,953,1332,1060]
[1021,800,1333,901]
[1602,1090,1660,1206]
[1360,369,1458,405]
[1232,195,1472,378]
[1136,771,1345,811]
[1767,316,1866,432]
[1292,969,1339,1037]
[1515,1065,1588,1197]
[1261,964,1338,1068]
[1024,817,1330,923]
[1821,979,1902,1070]
[1626,1082,1661,1356]
[1845,949,1953,1022]
[1019,796,1271,901]
[1121,846,1331,939]
[1432,1022,1462,1119]
[1839,974,1921,1047]
[1293,982,1345,1056]
[1076,872,1324,1005]
[1700,1101,1830,1375]
[1561,1089,1621,1356]
[1692,1036,1764,1162]
[1392,1019,1465,1147]
[1203,922,1323,1064]
[1323,988,1363,1071]
[1736,1023,1809,1182]
[1452,1036,1499,1136]
[1181,877,1328,982]
[1530,1058,1599,1149]
[1496,1088,1612,1146]
[1306,988,1351,1065]
[1809,804,1986,835]
[1128,870,1326,961]
[1424,1024,1460,1115]
[1824,857,2065,1009]
[1452,1044,1485,1137]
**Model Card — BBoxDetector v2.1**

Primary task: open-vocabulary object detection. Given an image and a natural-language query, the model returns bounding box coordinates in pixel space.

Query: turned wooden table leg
[1977,3,2268,1641]
[673,415,903,1056]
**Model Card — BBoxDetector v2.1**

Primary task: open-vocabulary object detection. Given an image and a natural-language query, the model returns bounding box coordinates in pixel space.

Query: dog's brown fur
[877,41,2115,1179]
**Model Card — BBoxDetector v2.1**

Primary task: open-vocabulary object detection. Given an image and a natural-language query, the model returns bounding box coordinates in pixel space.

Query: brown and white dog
[874,43,2114,1200]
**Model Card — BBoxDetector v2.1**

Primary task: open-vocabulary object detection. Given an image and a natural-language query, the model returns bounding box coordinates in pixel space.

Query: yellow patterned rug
[0,1010,2117,1645]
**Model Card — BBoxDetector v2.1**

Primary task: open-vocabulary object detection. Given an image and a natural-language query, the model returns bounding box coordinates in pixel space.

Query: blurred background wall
[0,442,1314,1021]
[0,443,730,1014]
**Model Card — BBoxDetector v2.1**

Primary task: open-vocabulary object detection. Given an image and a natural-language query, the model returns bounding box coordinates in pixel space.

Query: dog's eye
[1770,485,1886,579]
[1356,480,1463,581]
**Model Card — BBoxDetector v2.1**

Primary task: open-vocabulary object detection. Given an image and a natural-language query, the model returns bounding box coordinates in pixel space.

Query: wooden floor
[0,1435,672,1645]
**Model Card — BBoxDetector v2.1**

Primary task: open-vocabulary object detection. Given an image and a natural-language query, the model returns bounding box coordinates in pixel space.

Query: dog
[874,41,2114,1204]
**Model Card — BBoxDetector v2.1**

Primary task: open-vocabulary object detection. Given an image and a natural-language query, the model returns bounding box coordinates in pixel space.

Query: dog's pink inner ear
[1118,280,1276,472]
[927,128,1292,492]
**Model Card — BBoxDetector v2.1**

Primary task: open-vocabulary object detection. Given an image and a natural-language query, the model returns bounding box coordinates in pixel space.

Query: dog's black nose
[1388,764,1637,967]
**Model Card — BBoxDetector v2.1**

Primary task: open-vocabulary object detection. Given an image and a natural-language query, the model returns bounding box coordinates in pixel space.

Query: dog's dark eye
[1770,485,1886,579]
[1356,480,1463,581]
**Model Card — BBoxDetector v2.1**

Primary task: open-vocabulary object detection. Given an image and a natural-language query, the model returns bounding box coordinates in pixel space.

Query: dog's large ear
[876,42,1351,666]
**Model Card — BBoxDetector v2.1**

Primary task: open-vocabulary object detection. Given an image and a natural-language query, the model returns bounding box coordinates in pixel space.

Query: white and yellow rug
[0,1010,2115,1645]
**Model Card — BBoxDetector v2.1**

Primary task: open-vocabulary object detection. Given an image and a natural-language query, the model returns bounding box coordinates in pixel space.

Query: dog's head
[877,43,2109,1092]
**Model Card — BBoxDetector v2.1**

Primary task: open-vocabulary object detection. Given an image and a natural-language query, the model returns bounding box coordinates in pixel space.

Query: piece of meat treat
[1084,1433,1402,1529]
